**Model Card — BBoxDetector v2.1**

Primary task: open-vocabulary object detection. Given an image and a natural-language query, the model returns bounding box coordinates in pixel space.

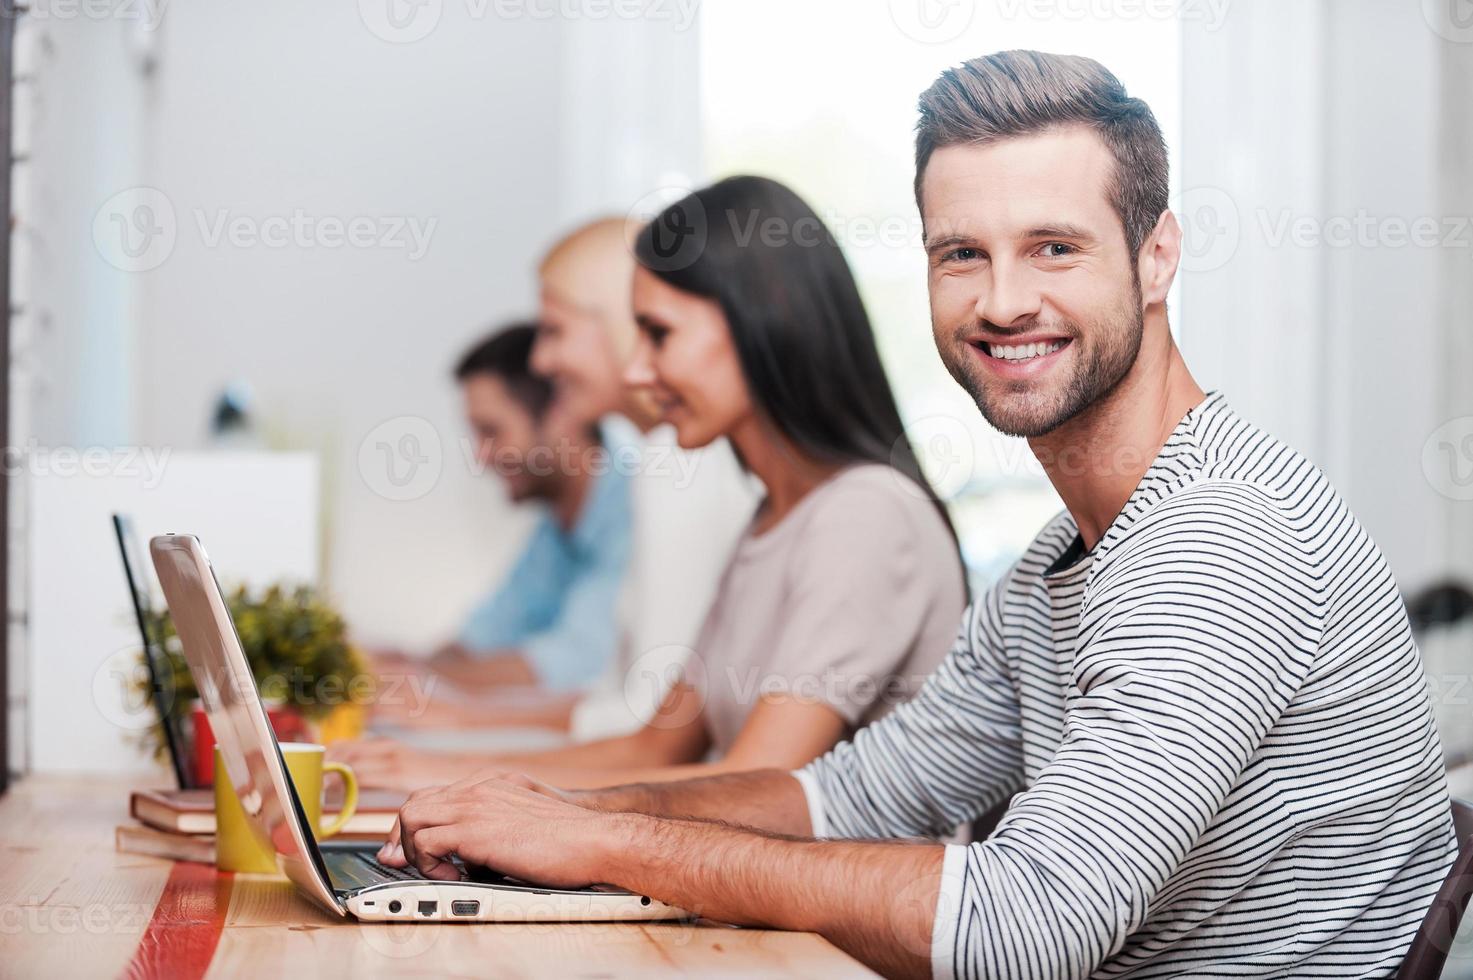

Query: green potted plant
[137,583,373,783]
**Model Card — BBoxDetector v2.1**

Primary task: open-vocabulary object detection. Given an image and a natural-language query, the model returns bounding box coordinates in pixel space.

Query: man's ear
[1137,209,1181,307]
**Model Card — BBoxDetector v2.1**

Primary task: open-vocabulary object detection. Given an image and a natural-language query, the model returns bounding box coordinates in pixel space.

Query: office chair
[1399,798,1473,979]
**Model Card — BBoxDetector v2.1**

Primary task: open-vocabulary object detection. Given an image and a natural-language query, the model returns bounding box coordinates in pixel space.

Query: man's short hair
[453,322,555,420]
[914,49,1169,258]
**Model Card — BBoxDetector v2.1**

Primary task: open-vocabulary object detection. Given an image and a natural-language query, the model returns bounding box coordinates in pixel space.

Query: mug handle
[318,762,359,839]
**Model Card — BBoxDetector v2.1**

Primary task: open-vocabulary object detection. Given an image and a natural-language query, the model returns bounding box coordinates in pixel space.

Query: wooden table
[0,775,876,979]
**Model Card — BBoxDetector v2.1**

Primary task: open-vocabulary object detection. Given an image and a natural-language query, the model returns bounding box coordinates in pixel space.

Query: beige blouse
[689,463,967,754]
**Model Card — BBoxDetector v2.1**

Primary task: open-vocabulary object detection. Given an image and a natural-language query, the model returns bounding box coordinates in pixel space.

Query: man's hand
[376,771,629,888]
[373,769,940,979]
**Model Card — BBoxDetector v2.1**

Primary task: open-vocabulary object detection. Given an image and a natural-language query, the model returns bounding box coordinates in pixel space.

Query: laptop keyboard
[323,848,438,890]
[360,854,422,880]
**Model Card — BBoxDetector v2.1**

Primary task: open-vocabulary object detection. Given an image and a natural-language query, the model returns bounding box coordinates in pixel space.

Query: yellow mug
[214,742,359,874]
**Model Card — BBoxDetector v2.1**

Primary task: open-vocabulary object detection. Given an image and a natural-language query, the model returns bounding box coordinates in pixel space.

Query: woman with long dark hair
[345,176,965,790]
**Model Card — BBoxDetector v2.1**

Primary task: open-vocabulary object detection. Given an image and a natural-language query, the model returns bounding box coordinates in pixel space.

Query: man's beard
[942,297,1145,439]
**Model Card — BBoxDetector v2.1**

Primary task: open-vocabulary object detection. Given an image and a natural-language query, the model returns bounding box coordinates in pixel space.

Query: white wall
[12,2,702,774]
[25,0,700,646]
[1179,0,1467,593]
[130,1,701,649]
[9,10,153,774]
[28,454,317,774]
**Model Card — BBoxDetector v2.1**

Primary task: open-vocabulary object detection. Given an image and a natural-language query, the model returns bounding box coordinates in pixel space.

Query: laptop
[148,531,687,923]
[113,513,198,790]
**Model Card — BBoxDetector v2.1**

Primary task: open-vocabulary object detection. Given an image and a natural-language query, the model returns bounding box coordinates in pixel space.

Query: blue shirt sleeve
[457,460,633,692]
[457,514,566,653]
[518,465,633,691]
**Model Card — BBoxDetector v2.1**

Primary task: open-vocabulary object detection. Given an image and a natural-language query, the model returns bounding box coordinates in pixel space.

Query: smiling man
[378,51,1456,978]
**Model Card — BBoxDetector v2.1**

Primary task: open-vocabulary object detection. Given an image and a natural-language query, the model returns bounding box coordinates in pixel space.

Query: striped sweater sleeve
[800,575,1027,841]
[814,486,1324,979]
[943,492,1319,978]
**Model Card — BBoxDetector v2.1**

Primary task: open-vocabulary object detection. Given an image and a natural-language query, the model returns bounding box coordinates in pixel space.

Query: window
[700,3,1181,585]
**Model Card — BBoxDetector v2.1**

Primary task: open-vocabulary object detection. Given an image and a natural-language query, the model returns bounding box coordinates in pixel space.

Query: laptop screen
[149,533,346,915]
[113,513,196,790]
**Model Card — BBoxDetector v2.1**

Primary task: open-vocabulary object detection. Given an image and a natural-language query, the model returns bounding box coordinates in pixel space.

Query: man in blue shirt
[385,323,632,701]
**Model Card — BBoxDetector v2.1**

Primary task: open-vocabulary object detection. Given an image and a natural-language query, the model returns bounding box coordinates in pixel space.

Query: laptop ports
[417,901,438,917]
[451,900,480,917]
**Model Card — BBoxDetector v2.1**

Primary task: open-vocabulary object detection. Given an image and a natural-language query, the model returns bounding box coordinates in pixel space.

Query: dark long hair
[633,175,960,555]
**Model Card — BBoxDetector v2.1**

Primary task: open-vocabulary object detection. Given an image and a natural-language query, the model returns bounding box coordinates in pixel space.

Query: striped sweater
[798,392,1456,978]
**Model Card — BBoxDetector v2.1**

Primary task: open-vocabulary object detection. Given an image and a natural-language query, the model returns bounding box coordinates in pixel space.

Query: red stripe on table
[121,862,234,980]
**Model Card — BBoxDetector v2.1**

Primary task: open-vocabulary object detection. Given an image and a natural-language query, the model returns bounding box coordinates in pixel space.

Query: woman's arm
[504,695,848,789]
[332,683,712,790]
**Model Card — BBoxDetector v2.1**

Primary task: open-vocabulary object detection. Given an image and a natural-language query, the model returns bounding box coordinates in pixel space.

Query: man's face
[531,286,627,428]
[460,374,554,503]
[923,125,1145,438]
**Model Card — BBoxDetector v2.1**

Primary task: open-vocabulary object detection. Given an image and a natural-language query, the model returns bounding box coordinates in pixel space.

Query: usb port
[451,900,480,917]
[417,901,438,917]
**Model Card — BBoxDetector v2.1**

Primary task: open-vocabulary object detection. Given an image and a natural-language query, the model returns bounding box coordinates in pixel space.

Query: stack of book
[115,787,405,865]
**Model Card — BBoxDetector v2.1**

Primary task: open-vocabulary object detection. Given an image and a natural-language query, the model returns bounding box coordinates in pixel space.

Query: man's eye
[1039,242,1075,258]
[945,247,981,262]
[648,327,669,347]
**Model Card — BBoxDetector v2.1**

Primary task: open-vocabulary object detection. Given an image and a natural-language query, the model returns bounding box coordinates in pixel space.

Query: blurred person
[377,52,1455,979]
[533,216,758,740]
[338,176,966,791]
[372,323,632,723]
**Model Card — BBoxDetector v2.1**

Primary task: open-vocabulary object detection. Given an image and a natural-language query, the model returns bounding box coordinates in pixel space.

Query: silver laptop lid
[149,533,345,916]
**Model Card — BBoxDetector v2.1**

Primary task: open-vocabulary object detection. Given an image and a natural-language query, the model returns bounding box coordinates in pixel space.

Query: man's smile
[969,335,1074,376]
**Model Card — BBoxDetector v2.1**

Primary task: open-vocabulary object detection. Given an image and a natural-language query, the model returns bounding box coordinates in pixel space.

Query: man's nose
[977,261,1044,329]
[623,336,658,388]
